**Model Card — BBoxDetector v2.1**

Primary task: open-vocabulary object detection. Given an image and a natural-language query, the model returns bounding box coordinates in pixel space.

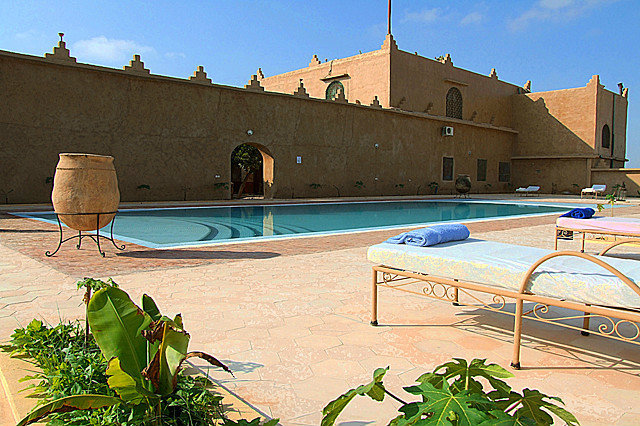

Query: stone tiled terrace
[1,196,640,425]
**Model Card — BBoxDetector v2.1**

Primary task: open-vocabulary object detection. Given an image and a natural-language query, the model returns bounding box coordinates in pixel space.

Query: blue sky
[2,0,638,165]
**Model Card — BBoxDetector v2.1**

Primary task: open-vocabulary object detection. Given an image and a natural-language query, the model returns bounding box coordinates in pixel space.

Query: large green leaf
[321,367,388,426]
[16,394,121,426]
[418,358,513,397]
[478,410,536,426]
[106,357,158,405]
[141,294,162,322]
[87,286,153,393]
[141,321,190,395]
[399,381,490,425]
[509,389,579,426]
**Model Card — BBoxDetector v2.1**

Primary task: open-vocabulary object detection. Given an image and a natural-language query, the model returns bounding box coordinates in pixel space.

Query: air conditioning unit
[442,126,454,137]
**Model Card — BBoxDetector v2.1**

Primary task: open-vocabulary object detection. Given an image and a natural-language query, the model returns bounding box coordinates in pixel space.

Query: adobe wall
[259,41,390,107]
[0,49,515,204]
[590,169,640,196]
[512,158,591,195]
[511,78,599,157]
[389,48,522,128]
[594,85,628,165]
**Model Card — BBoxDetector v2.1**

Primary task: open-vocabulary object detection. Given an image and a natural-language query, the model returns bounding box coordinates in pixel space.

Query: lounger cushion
[367,239,640,308]
[557,216,640,234]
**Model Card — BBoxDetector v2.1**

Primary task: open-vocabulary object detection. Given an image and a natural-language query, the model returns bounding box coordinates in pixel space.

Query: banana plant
[17,286,230,426]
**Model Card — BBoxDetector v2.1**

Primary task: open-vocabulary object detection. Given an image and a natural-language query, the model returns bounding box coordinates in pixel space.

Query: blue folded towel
[560,208,595,219]
[385,224,470,247]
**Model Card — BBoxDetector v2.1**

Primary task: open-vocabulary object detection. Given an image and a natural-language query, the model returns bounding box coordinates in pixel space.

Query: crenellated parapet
[44,33,76,63]
[293,79,309,98]
[308,54,321,67]
[245,74,264,91]
[189,66,212,85]
[124,54,150,75]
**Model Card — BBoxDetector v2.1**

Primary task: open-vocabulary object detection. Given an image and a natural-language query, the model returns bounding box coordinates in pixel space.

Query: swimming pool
[19,200,570,248]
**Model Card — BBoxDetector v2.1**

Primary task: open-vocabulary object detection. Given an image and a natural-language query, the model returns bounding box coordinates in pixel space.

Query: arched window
[602,124,611,149]
[446,87,463,119]
[325,81,344,100]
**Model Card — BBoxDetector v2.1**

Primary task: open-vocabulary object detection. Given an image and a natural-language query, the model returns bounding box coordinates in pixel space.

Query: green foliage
[321,358,579,426]
[605,193,616,216]
[6,281,252,426]
[321,367,388,425]
[137,184,151,190]
[395,183,405,188]
[309,183,322,189]
[77,277,119,293]
[213,182,230,190]
[16,395,121,426]
[232,145,262,174]
[355,181,365,189]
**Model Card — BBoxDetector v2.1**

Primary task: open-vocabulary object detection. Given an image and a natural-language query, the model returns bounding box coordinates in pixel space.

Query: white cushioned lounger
[555,216,640,252]
[367,238,640,368]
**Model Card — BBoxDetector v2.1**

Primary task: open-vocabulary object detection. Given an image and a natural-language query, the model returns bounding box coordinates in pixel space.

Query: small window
[446,87,463,119]
[477,159,487,182]
[443,157,454,181]
[602,124,611,148]
[498,162,511,182]
[325,81,344,100]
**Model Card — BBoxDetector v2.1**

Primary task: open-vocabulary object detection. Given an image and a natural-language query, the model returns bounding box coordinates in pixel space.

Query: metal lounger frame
[370,241,640,369]
[555,226,640,253]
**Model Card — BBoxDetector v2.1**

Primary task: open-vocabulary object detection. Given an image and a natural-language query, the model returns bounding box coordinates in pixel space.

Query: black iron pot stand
[45,211,125,257]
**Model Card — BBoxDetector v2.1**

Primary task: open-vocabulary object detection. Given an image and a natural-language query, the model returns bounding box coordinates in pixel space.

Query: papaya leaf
[544,402,580,426]
[321,367,388,426]
[425,358,513,396]
[106,357,158,404]
[400,381,490,426]
[87,287,153,394]
[141,322,190,395]
[141,294,162,322]
[510,389,579,426]
[477,410,536,426]
[16,394,121,426]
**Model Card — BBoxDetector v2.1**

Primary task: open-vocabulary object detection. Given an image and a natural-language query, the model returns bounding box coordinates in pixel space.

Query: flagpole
[387,0,392,35]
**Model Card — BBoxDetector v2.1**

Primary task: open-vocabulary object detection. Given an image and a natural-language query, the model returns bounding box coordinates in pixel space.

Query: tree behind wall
[232,144,262,197]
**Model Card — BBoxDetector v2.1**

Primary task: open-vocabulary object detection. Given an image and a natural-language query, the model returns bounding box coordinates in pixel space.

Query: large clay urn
[51,153,120,231]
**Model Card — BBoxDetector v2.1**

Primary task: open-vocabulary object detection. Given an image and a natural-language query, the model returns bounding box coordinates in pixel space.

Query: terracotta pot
[51,153,120,231]
[455,174,472,194]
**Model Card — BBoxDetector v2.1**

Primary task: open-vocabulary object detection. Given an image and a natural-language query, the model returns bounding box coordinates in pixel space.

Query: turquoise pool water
[20,200,569,248]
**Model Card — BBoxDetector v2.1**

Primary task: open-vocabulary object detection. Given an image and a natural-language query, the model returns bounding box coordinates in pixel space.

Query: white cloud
[460,12,483,25]
[72,36,155,65]
[403,8,440,23]
[165,52,186,60]
[539,0,574,9]
[509,0,617,31]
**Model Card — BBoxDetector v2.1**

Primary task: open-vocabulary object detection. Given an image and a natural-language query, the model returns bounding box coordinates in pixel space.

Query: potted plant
[428,181,439,195]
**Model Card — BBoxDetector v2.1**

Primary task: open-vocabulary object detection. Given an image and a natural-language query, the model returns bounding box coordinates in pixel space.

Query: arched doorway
[230,143,274,199]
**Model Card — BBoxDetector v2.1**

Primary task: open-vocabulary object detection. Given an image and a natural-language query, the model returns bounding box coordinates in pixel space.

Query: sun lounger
[367,238,640,369]
[581,184,606,200]
[515,186,540,197]
[555,216,640,252]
